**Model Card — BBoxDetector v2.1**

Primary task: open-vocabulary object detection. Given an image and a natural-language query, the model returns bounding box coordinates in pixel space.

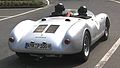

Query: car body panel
[9,9,109,55]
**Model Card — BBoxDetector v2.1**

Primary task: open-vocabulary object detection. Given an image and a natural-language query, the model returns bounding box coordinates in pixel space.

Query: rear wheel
[16,52,33,60]
[76,31,91,62]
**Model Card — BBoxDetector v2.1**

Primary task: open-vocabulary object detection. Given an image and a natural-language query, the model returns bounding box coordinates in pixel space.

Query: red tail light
[64,39,70,45]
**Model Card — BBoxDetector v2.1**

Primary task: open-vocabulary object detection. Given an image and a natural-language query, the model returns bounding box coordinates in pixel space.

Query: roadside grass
[0,0,47,8]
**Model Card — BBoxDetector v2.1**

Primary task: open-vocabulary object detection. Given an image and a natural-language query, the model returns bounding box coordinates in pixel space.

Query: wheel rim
[83,35,90,57]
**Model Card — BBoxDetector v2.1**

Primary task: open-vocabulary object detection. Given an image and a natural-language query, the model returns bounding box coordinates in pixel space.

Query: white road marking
[94,38,120,68]
[0,9,34,10]
[0,0,50,22]
[110,0,120,3]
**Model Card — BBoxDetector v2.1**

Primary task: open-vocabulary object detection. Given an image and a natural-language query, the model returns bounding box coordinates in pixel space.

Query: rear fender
[11,20,36,42]
[66,20,91,51]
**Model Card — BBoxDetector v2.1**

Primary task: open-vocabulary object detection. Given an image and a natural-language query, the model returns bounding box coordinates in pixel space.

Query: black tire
[16,52,33,60]
[101,17,110,41]
[79,31,91,62]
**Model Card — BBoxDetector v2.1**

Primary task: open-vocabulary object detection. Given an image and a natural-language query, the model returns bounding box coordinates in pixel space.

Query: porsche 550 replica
[8,9,110,62]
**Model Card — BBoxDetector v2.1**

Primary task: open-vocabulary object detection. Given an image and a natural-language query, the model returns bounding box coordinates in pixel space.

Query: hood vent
[45,25,59,33]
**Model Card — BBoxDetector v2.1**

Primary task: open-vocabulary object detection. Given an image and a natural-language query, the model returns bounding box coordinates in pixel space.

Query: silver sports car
[8,9,110,61]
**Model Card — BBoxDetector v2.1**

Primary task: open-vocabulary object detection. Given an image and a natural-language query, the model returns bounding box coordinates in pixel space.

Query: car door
[94,16,105,36]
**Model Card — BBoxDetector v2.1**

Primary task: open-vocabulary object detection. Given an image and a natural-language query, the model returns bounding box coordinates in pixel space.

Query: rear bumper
[9,44,82,54]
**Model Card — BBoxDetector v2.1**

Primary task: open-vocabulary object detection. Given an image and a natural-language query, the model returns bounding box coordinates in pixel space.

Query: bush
[0,0,46,8]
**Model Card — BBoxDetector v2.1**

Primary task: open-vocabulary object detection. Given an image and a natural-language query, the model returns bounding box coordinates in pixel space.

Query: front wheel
[101,17,110,41]
[102,27,109,40]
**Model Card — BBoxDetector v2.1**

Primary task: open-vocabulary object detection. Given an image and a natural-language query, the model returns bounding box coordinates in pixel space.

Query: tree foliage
[0,0,46,8]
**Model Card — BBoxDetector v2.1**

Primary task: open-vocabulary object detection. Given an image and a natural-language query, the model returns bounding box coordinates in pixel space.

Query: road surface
[0,0,120,68]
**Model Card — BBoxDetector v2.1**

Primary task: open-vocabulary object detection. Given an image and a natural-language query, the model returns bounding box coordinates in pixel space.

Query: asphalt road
[0,0,120,68]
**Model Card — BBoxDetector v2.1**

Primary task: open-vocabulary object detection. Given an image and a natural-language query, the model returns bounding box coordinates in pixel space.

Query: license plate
[25,42,51,49]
